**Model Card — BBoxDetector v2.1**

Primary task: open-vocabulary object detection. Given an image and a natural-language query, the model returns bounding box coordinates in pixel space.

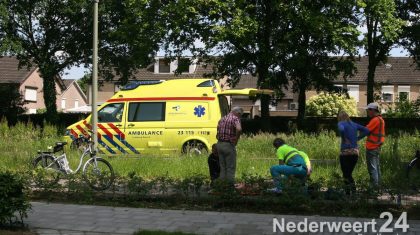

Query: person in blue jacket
[337,110,369,195]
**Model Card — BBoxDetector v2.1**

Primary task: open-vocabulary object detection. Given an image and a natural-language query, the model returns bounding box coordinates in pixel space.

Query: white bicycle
[33,135,114,191]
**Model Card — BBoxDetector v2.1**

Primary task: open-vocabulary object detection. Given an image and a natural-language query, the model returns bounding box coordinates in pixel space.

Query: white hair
[231,106,244,115]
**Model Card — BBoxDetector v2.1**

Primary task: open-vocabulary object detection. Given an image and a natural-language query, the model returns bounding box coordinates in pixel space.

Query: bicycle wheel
[82,157,114,190]
[33,154,61,187]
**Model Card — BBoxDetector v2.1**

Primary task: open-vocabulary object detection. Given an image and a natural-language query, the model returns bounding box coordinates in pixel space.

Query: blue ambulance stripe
[98,139,115,154]
[103,135,127,154]
[115,135,139,154]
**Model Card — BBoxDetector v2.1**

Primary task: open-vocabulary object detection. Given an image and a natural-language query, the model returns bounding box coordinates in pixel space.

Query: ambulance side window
[98,103,124,123]
[128,102,165,122]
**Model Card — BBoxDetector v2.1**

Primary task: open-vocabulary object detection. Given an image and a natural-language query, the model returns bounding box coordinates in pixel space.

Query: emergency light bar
[121,80,163,90]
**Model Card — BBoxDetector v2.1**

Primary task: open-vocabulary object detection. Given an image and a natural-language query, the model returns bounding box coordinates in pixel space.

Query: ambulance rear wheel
[182,140,208,156]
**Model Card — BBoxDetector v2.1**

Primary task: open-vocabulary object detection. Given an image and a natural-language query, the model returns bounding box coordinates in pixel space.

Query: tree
[0,0,165,122]
[164,0,291,118]
[97,0,166,84]
[306,92,358,117]
[357,0,405,104]
[280,0,359,124]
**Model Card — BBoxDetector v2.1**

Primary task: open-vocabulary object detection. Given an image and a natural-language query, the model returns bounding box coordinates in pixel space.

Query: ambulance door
[97,102,128,154]
[124,102,166,153]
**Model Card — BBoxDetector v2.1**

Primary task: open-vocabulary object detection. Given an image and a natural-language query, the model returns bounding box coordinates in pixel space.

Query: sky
[61,47,410,80]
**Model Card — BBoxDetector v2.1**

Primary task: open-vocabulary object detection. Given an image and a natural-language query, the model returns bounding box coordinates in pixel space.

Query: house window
[28,109,37,114]
[382,86,394,102]
[128,102,165,122]
[61,98,66,109]
[24,87,37,102]
[347,85,360,103]
[158,59,171,73]
[398,86,410,102]
[177,58,190,73]
[333,84,345,94]
[75,99,79,108]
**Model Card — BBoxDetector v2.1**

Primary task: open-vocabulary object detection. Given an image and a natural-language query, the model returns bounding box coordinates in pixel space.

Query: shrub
[0,171,31,225]
[384,98,420,118]
[306,92,358,117]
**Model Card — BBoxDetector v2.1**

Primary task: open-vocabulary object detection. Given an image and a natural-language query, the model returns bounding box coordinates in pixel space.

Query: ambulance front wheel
[182,140,208,156]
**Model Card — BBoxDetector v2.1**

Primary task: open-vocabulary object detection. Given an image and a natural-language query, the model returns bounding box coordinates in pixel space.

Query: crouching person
[269,138,312,194]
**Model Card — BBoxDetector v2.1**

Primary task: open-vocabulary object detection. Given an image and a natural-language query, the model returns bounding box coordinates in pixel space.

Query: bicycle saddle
[55,142,68,146]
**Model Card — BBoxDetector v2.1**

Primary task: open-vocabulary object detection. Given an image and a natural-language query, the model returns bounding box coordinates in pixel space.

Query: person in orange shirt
[361,103,385,188]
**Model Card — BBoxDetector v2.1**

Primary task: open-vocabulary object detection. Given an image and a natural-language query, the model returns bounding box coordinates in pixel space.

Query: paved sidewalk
[28,201,420,235]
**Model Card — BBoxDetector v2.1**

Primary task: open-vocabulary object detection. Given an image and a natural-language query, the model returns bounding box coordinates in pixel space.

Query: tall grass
[1,120,419,189]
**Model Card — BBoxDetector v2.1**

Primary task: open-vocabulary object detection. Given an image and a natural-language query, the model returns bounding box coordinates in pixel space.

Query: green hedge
[242,117,420,135]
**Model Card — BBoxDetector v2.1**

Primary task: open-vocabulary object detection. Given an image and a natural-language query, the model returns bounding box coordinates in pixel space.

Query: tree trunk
[297,86,306,129]
[257,70,270,119]
[41,71,58,123]
[257,68,271,131]
[367,57,377,104]
[260,95,270,118]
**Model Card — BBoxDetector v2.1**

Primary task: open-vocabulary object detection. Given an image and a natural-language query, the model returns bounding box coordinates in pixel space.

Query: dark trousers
[208,153,220,183]
[339,154,358,194]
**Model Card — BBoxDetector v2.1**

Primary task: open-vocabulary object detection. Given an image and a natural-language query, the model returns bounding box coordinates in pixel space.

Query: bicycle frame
[71,143,97,173]
[51,142,97,174]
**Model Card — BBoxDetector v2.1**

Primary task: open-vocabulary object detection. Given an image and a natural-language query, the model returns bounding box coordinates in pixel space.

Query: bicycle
[33,134,115,191]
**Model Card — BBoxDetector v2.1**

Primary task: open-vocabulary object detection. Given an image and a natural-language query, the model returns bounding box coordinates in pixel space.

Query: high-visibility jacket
[276,145,311,169]
[366,115,385,150]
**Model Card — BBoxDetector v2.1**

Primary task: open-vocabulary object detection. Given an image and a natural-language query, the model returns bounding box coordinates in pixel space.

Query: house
[90,56,420,117]
[334,57,420,114]
[0,56,87,114]
[60,79,88,112]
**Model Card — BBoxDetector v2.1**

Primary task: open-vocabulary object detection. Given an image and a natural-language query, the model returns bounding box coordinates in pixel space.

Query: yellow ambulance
[64,79,272,155]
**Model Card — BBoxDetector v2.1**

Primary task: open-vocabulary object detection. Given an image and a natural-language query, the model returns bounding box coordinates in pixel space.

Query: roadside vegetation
[1,120,419,184]
[1,120,420,219]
